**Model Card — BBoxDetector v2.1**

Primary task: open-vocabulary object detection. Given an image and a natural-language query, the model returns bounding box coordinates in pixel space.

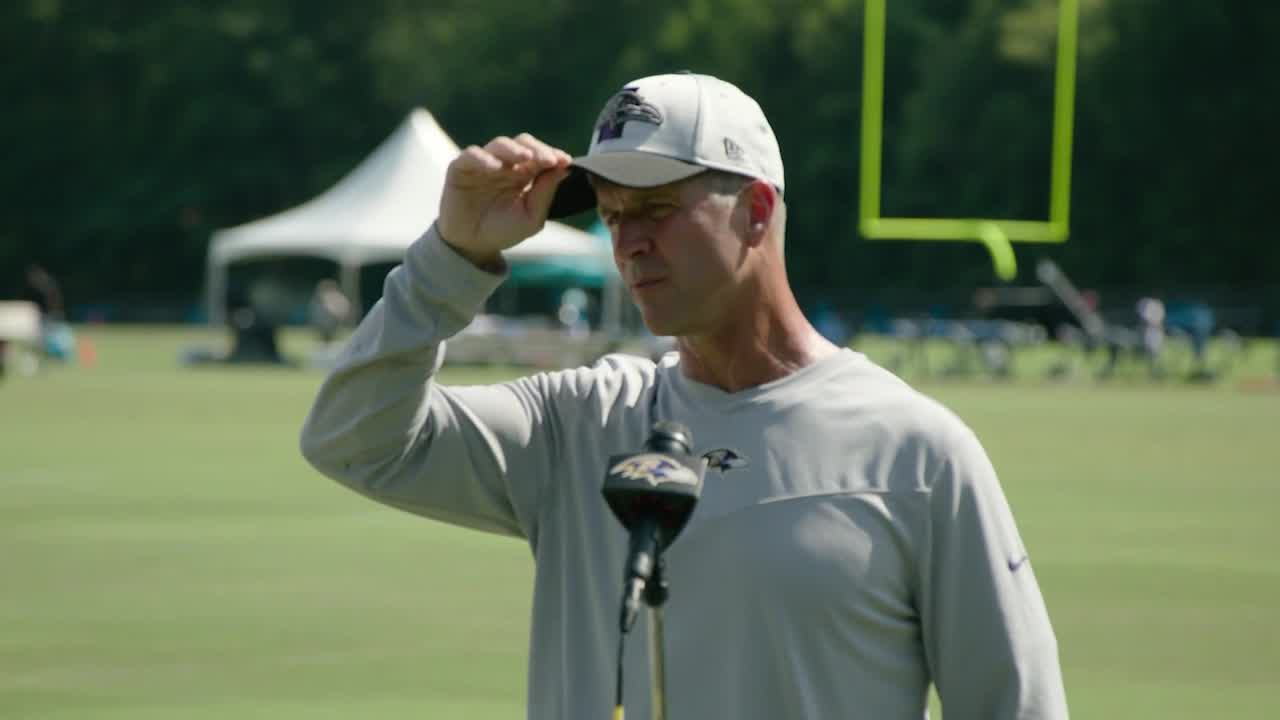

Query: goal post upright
[858,0,1080,281]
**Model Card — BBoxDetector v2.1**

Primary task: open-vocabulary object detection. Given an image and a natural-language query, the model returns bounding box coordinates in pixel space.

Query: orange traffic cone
[78,337,98,368]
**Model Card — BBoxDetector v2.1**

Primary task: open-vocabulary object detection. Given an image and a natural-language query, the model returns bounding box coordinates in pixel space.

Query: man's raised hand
[438,133,573,269]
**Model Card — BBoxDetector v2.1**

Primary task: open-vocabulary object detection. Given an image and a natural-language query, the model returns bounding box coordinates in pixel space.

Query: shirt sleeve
[298,224,562,541]
[919,422,1070,719]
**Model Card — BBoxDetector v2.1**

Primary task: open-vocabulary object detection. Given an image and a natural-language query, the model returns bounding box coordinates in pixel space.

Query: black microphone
[602,420,705,633]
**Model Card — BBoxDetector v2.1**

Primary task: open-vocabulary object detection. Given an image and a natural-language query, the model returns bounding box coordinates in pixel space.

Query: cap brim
[546,152,707,219]
[547,167,596,219]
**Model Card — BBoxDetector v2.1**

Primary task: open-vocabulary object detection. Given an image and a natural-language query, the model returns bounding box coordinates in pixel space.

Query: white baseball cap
[548,72,786,218]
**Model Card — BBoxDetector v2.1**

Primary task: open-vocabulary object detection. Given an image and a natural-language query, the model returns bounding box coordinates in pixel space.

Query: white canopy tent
[206,108,621,330]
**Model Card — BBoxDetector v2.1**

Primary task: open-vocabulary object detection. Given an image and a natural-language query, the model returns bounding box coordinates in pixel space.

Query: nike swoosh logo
[1008,554,1029,572]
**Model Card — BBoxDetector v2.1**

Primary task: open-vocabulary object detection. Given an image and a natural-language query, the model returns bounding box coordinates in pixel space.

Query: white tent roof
[208,108,609,267]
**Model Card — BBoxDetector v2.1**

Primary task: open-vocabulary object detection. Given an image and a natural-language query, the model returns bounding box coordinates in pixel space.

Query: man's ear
[745,180,777,246]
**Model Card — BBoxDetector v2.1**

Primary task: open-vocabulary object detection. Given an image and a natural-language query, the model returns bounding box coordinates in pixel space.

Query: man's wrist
[436,225,507,274]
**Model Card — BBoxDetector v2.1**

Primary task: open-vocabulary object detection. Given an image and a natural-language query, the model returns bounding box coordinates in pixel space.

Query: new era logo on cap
[723,137,745,162]
[547,72,786,218]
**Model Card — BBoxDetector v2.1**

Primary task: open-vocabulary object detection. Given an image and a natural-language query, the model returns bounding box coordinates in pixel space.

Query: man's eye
[648,205,676,219]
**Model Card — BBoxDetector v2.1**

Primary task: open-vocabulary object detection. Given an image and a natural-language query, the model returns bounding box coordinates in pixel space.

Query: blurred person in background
[556,286,591,338]
[300,72,1067,719]
[309,278,352,345]
[22,264,63,322]
[1136,296,1167,378]
[22,264,76,364]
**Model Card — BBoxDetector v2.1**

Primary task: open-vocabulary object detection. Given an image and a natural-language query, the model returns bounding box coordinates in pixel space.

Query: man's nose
[613,218,653,259]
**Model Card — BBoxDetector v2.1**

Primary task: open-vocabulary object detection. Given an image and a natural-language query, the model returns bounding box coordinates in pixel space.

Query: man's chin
[639,314,682,339]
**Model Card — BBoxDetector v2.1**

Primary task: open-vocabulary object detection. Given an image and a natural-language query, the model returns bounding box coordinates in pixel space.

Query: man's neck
[675,292,840,393]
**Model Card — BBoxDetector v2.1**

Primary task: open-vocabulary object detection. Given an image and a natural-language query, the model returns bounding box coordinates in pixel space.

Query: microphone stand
[645,558,669,720]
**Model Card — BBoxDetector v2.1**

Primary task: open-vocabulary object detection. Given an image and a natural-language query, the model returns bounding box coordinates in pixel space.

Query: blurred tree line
[2,0,1277,325]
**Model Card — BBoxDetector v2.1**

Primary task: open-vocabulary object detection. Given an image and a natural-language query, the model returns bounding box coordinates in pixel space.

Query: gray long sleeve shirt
[300,226,1069,719]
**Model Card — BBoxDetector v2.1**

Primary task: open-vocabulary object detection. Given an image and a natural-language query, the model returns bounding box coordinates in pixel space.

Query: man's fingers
[448,134,572,229]
[485,136,536,167]
[513,133,571,170]
[465,136,570,182]
[454,145,505,174]
[453,142,538,191]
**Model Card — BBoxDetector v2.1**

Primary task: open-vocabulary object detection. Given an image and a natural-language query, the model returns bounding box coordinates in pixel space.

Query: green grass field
[4,326,1278,718]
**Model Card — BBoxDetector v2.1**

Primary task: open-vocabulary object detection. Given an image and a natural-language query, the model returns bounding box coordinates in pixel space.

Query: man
[301,72,1068,719]
[21,264,75,363]
[22,264,65,323]
[308,278,352,345]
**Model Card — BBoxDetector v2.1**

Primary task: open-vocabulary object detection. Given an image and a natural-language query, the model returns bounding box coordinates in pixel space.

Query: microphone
[602,421,705,633]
